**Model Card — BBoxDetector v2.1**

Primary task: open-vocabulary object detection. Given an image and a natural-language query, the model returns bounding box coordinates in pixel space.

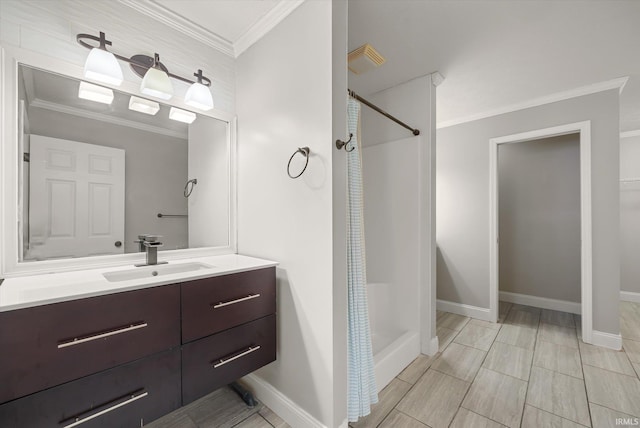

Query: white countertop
[0,254,278,312]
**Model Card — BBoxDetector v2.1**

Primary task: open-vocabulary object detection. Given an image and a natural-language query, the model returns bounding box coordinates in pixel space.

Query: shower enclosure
[362,136,422,391]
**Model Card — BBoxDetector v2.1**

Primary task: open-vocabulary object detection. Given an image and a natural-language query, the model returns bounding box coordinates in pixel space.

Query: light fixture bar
[76,32,212,87]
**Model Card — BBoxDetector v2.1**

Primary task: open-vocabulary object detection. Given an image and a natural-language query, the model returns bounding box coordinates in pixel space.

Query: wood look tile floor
[351,302,640,428]
[147,385,291,428]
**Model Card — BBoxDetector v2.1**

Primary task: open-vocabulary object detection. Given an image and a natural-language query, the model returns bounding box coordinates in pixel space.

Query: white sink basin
[103,262,213,282]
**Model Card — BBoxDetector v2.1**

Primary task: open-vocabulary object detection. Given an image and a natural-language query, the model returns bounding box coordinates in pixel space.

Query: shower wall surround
[359,75,438,355]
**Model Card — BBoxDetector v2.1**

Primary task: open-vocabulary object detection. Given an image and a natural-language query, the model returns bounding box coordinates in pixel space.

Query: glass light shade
[128,96,160,115]
[169,107,196,124]
[83,48,123,86]
[184,82,214,111]
[140,67,173,100]
[78,81,114,104]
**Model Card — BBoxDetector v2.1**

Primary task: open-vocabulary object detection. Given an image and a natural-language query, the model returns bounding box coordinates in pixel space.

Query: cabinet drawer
[0,348,181,427]
[0,284,180,404]
[181,267,275,343]
[182,314,276,404]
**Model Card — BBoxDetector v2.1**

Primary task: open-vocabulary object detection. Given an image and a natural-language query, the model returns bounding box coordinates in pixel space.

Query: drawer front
[0,284,180,404]
[182,314,276,404]
[182,267,276,343]
[0,348,181,427]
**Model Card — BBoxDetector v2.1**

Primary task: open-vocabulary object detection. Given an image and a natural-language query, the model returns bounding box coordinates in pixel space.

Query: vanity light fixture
[185,69,214,111]
[128,96,160,115]
[140,54,173,100]
[78,81,114,104]
[82,32,123,86]
[76,31,213,107]
[169,107,196,124]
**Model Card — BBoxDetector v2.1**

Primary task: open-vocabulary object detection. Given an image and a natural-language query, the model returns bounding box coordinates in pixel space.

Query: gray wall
[27,107,188,253]
[499,134,581,303]
[437,89,620,334]
[620,135,640,295]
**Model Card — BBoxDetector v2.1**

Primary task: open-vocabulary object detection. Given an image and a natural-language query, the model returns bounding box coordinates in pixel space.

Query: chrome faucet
[134,235,168,266]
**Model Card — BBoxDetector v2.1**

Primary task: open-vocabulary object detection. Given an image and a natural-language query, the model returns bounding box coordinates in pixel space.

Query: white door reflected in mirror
[27,135,125,260]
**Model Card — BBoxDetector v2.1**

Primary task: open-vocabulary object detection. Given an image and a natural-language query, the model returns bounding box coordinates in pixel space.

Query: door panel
[28,135,125,260]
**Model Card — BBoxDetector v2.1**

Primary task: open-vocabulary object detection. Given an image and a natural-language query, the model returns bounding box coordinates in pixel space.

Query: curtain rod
[348,89,420,136]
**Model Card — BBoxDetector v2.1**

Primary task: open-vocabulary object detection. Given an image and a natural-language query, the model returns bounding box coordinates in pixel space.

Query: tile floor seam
[518,308,540,428]
[453,331,500,353]
[393,408,435,428]
[261,414,276,428]
[387,343,462,428]
[580,361,639,378]
[574,320,593,428]
[523,404,591,428]
[373,405,401,428]
[457,405,508,427]
[447,329,496,426]
[419,315,474,428]
[586,400,640,420]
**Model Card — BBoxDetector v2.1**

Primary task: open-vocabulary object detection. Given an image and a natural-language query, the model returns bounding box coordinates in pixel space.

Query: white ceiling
[136,0,640,133]
[348,0,640,132]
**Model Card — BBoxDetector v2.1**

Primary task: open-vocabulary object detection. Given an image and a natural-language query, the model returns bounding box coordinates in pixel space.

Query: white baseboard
[436,299,492,321]
[621,291,640,303]
[241,373,327,428]
[591,330,622,350]
[429,335,439,356]
[499,291,581,314]
[421,333,439,356]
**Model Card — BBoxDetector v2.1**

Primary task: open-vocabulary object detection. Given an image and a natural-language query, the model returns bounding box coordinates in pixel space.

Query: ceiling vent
[348,44,386,75]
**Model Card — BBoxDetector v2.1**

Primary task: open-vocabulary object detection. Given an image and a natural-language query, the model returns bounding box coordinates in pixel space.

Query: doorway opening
[489,121,593,344]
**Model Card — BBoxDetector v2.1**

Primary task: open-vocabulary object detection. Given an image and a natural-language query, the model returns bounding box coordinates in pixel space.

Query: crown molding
[117,0,235,57]
[437,76,629,130]
[233,0,305,57]
[621,130,640,139]
[30,98,187,140]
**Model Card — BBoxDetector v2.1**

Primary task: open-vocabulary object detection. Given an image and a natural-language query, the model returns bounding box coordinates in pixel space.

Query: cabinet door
[182,315,276,404]
[0,284,180,404]
[182,267,276,343]
[0,348,181,427]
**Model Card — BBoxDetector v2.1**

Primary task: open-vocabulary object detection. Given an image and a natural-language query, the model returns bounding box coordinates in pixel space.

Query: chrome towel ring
[184,178,198,197]
[287,147,310,179]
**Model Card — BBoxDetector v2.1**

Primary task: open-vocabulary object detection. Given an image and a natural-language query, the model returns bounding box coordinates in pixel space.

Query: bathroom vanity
[0,255,277,427]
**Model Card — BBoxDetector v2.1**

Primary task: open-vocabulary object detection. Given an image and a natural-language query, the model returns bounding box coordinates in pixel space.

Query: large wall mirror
[15,63,234,264]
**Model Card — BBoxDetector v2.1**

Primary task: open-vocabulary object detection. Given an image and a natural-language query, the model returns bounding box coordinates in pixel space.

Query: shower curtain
[347,98,378,422]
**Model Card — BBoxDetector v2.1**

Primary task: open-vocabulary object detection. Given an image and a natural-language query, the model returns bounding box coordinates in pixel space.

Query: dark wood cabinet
[0,266,277,427]
[0,348,181,427]
[0,284,180,404]
[181,267,276,343]
[182,314,276,404]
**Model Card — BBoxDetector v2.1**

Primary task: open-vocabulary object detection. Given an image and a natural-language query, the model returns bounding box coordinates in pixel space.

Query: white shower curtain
[347,98,378,422]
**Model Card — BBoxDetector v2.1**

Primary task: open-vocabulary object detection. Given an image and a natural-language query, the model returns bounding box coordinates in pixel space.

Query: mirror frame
[0,46,238,277]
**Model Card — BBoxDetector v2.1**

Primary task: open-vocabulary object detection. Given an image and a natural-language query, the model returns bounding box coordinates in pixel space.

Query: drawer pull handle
[213,345,261,368]
[57,322,148,349]
[60,389,148,428]
[212,293,261,309]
